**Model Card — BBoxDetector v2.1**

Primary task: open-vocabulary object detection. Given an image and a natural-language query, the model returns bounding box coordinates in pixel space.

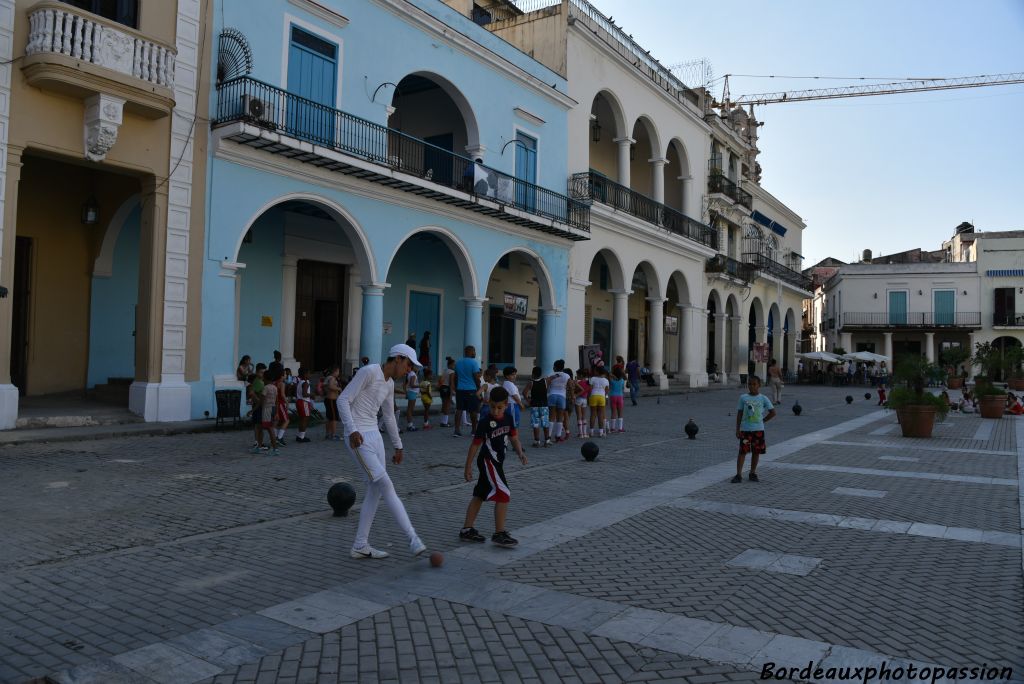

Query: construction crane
[716,72,1024,107]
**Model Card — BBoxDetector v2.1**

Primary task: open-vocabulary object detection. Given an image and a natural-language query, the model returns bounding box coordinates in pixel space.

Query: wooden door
[295,260,345,373]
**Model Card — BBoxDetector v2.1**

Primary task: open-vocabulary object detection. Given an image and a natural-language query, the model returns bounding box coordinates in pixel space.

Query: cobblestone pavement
[0,385,1020,683]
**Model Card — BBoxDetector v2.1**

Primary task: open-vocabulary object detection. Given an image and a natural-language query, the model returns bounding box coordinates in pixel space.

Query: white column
[681,305,707,387]
[280,255,299,371]
[647,297,667,389]
[967,332,976,380]
[345,268,363,372]
[614,137,634,188]
[883,332,893,364]
[677,175,690,216]
[714,313,728,383]
[649,157,667,204]
[359,284,387,363]
[610,289,630,362]
[462,297,487,353]
[924,331,935,364]
[730,315,744,381]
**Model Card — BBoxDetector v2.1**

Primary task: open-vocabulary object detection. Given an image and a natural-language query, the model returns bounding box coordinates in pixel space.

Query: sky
[586,0,1024,266]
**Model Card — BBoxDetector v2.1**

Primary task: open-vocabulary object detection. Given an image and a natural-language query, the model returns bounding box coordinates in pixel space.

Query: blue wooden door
[933,290,954,325]
[888,291,907,325]
[287,26,337,145]
[408,291,440,371]
[515,132,537,211]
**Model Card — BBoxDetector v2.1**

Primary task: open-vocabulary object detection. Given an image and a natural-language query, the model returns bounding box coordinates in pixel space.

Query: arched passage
[584,248,627,364]
[630,116,661,199]
[665,270,694,377]
[382,228,478,372]
[589,90,627,180]
[747,297,766,378]
[664,138,692,215]
[482,248,559,370]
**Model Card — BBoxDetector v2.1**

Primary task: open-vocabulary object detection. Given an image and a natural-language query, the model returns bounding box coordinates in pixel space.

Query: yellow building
[0,0,209,427]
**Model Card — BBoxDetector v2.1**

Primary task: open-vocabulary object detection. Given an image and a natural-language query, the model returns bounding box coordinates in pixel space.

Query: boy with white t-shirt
[501,366,526,428]
[546,360,571,443]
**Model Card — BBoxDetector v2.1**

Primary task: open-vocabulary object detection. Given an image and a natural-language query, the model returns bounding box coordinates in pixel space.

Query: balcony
[841,312,983,329]
[743,253,813,291]
[569,171,717,249]
[22,1,176,118]
[212,77,589,240]
[705,254,755,283]
[708,172,753,210]
[993,313,1024,327]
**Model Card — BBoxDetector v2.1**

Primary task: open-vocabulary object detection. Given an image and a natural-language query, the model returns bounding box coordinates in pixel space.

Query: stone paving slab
[830,413,1018,452]
[692,467,1021,532]
[779,441,1018,479]
[496,507,1024,672]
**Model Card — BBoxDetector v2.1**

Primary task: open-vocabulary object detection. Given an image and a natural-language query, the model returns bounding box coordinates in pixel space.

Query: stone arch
[631,115,662,158]
[630,259,663,300]
[93,193,141,277]
[386,226,478,299]
[231,193,376,283]
[667,270,694,308]
[748,296,765,328]
[485,246,557,310]
[665,137,692,178]
[590,89,628,139]
[706,288,723,312]
[589,247,627,292]
[390,70,481,152]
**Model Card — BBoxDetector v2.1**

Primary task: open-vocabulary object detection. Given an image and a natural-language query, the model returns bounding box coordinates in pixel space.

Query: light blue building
[193,0,589,416]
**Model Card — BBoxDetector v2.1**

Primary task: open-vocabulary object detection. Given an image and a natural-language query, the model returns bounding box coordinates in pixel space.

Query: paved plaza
[0,386,1021,684]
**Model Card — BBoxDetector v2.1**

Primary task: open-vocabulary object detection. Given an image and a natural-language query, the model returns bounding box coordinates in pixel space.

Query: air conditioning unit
[241,94,273,126]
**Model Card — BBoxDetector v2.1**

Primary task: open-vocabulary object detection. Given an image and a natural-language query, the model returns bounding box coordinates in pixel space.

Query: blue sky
[588,0,1024,266]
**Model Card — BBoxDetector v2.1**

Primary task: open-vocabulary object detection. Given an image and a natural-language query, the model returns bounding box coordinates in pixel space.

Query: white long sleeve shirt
[337,364,402,450]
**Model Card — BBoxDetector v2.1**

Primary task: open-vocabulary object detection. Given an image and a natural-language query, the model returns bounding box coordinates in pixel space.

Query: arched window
[63,0,138,29]
[743,225,764,258]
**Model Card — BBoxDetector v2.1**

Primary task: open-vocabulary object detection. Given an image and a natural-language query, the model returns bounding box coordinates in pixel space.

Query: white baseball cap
[388,343,422,368]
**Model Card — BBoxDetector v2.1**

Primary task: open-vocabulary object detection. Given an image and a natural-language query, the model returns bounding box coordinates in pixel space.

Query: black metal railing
[993,313,1024,326]
[708,172,752,209]
[742,252,813,290]
[705,254,755,282]
[570,171,717,248]
[842,312,983,328]
[213,77,589,232]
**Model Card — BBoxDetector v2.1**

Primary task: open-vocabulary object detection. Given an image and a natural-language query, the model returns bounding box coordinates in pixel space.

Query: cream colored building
[0,0,209,428]
[483,0,810,386]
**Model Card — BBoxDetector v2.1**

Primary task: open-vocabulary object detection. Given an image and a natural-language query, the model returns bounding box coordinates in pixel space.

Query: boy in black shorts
[460,386,528,547]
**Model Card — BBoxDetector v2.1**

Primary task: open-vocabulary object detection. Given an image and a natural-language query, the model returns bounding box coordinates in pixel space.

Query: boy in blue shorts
[734,375,776,483]
[459,386,529,547]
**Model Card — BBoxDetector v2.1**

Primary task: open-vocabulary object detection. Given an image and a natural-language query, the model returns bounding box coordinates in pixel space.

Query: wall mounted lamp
[963,290,968,295]
[81,195,99,225]
[591,118,602,142]
[873,293,877,299]
[917,290,923,296]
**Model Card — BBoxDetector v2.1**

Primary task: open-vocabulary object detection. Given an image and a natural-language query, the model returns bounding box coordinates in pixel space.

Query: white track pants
[346,429,417,550]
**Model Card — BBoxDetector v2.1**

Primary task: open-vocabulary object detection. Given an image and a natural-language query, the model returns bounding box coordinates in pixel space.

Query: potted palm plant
[940,346,971,390]
[1005,345,1024,392]
[971,341,1008,419]
[887,354,949,438]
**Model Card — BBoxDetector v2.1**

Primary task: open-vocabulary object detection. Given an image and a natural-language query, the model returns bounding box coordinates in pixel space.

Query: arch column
[280,255,299,371]
[614,137,634,187]
[714,313,728,383]
[649,157,667,204]
[967,332,976,380]
[359,284,387,363]
[883,332,893,366]
[730,315,744,381]
[681,304,707,387]
[565,278,589,364]
[0,146,24,429]
[924,332,935,364]
[462,296,487,353]
[539,307,562,373]
[677,175,691,216]
[609,289,630,362]
[647,297,667,389]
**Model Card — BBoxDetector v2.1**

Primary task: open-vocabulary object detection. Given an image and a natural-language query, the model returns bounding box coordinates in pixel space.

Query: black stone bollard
[327,482,356,517]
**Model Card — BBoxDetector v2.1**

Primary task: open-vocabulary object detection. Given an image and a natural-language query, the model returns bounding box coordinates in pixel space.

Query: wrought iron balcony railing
[841,312,983,328]
[708,172,752,210]
[213,77,589,234]
[742,252,813,290]
[570,171,717,249]
[992,313,1024,327]
[705,254,755,282]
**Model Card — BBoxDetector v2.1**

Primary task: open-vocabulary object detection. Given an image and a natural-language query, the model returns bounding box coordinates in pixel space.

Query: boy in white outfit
[338,343,428,560]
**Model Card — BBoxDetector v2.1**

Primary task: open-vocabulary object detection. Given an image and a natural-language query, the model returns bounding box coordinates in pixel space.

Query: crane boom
[724,72,1024,106]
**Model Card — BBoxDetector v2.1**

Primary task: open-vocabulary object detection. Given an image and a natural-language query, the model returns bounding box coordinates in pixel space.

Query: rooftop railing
[213,77,589,233]
[570,171,717,249]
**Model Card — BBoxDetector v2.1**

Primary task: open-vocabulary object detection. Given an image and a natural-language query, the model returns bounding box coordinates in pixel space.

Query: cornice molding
[373,0,577,109]
[288,0,349,28]
[588,203,714,262]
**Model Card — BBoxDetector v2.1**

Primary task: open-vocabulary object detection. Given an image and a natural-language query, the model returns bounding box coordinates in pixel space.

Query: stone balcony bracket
[22,1,177,119]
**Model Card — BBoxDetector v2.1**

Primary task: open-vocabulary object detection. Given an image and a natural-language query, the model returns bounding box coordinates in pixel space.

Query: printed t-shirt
[737,393,774,432]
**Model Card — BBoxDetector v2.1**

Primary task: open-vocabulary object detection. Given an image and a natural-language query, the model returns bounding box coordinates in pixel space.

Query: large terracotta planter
[1008,378,1024,391]
[946,377,964,389]
[979,395,1005,419]
[895,405,937,438]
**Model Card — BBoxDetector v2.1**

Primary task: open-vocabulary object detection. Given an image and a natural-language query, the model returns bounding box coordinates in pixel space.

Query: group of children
[241,360,318,455]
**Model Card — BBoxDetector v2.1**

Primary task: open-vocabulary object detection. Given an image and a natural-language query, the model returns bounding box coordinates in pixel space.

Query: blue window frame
[287,26,338,145]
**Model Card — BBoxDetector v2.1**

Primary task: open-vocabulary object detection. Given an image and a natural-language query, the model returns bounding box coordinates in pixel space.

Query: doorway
[295,260,346,372]
[10,237,32,394]
[628,318,639,363]
[408,290,440,370]
[593,318,611,364]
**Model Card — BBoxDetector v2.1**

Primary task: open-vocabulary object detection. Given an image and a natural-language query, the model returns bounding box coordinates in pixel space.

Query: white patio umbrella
[796,351,844,363]
[843,351,891,363]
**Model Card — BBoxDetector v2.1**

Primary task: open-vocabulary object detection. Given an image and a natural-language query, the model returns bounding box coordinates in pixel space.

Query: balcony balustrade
[841,312,982,328]
[992,313,1024,327]
[705,254,755,283]
[26,3,175,87]
[570,171,716,249]
[213,77,589,239]
[742,252,813,291]
[708,172,752,210]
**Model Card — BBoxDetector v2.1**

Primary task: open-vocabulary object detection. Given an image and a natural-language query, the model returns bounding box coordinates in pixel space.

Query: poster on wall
[664,315,678,335]
[520,323,537,357]
[751,342,770,363]
[503,292,529,320]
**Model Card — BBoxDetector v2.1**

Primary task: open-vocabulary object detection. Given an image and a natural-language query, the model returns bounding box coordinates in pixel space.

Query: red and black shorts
[296,400,311,418]
[324,398,340,421]
[739,430,766,456]
[473,451,510,503]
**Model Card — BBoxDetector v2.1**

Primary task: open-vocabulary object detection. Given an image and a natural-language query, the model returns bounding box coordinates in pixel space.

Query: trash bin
[215,389,241,428]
